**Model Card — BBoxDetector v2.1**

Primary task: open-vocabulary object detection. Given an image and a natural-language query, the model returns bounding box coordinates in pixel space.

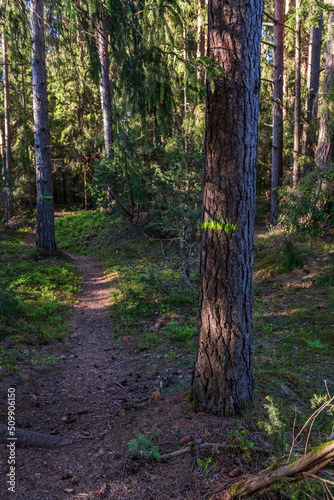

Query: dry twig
[159,441,270,461]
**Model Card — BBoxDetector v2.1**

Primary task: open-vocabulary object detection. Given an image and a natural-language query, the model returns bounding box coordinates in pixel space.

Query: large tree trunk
[190,0,263,417]
[316,0,334,170]
[30,0,56,254]
[271,0,284,225]
[302,7,323,169]
[292,0,301,186]
[97,23,113,156]
[2,25,13,220]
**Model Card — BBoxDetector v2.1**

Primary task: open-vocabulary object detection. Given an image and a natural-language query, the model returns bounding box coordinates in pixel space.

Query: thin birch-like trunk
[183,19,187,152]
[282,0,290,122]
[97,24,113,156]
[0,122,4,178]
[271,0,284,225]
[293,0,301,186]
[2,24,13,220]
[196,0,205,81]
[21,70,33,217]
[302,7,323,170]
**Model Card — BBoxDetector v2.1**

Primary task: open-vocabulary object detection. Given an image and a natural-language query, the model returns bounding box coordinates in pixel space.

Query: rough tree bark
[2,22,13,220]
[292,0,301,186]
[302,6,323,168]
[316,0,334,170]
[190,0,263,416]
[30,0,56,254]
[271,0,284,225]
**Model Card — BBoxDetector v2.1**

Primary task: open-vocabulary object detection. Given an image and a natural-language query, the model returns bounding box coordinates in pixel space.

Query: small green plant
[0,346,19,374]
[43,355,59,364]
[304,339,328,350]
[228,429,255,452]
[261,320,275,335]
[167,322,197,343]
[128,428,161,460]
[258,396,288,455]
[197,456,215,475]
[144,332,158,347]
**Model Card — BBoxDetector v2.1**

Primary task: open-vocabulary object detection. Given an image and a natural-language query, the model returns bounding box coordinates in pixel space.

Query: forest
[1,0,334,498]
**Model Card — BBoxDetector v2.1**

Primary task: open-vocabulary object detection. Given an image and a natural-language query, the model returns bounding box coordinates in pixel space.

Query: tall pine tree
[191,0,263,416]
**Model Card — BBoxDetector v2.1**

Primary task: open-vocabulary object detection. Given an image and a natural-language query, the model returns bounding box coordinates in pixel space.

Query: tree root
[0,426,72,447]
[226,439,334,498]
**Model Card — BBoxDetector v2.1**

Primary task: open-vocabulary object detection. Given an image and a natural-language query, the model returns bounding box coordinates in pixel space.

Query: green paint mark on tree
[201,220,237,233]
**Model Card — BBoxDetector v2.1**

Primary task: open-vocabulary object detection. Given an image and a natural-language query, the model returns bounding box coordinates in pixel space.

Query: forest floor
[1,210,334,499]
[0,216,254,500]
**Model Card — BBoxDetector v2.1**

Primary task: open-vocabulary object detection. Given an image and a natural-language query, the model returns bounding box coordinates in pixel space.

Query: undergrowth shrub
[55,210,114,253]
[279,167,334,239]
[258,396,288,455]
[167,321,197,343]
[316,271,334,286]
[277,240,303,272]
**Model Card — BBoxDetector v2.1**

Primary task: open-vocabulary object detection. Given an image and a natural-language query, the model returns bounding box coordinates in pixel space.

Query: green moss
[230,481,244,497]
[0,227,78,374]
[254,252,278,274]
[26,247,72,262]
[270,454,289,470]
[307,439,333,457]
[27,247,52,261]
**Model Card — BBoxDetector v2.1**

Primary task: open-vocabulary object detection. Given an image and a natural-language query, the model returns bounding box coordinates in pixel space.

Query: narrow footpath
[0,232,233,500]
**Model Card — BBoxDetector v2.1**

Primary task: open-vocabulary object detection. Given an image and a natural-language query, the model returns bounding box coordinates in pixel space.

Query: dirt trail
[0,250,154,498]
[1,227,235,500]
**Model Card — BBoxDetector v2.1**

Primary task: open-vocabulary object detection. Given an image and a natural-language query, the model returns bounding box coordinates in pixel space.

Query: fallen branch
[0,426,72,447]
[227,439,334,498]
[159,441,270,461]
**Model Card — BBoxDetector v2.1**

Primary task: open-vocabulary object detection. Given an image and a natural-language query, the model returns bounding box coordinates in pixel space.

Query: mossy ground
[2,209,333,498]
[0,216,79,375]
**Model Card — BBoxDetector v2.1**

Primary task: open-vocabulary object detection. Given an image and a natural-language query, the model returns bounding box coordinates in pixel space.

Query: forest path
[2,226,159,498]
[1,220,232,499]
